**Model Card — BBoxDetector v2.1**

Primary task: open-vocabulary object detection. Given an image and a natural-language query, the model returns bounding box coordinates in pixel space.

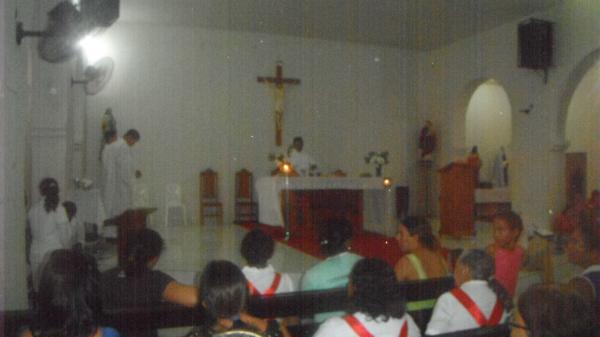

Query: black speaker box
[518,19,553,70]
[81,0,119,28]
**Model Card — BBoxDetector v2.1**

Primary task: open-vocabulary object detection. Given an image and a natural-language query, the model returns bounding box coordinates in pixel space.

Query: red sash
[450,288,504,326]
[248,273,281,297]
[343,315,408,337]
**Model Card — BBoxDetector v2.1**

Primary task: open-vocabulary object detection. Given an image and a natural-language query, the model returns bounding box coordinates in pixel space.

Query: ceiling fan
[71,56,115,95]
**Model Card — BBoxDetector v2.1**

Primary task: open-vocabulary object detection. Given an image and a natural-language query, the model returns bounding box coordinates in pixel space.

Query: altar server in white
[288,136,317,176]
[28,178,72,289]
[102,129,141,219]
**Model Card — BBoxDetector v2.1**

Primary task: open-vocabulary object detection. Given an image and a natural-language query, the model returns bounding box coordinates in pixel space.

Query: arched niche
[464,79,512,186]
[564,57,600,196]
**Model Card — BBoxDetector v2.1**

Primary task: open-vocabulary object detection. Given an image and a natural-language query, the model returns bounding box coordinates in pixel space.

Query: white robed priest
[102,129,142,233]
[288,136,317,176]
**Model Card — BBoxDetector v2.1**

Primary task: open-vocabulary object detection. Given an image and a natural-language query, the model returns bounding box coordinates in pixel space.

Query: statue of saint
[419,120,436,160]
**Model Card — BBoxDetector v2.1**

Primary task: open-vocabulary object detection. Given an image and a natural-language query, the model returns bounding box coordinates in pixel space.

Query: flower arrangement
[364,151,389,177]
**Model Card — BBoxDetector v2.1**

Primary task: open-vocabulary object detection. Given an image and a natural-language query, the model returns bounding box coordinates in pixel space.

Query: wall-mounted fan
[71,57,114,95]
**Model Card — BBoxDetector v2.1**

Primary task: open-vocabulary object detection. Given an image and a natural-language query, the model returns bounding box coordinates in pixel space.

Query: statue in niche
[418,120,436,161]
[492,146,509,187]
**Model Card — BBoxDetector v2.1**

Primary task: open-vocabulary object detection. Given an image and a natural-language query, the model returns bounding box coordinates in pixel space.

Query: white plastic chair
[165,183,187,227]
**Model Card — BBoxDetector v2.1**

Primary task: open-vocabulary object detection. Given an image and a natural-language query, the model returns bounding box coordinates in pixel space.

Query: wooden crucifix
[257,61,301,146]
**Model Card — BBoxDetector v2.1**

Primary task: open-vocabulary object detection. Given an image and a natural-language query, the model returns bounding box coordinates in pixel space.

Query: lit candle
[383,178,392,187]
[282,163,291,174]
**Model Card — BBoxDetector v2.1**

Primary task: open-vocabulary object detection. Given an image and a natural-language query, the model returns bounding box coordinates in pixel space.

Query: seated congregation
[10,202,600,337]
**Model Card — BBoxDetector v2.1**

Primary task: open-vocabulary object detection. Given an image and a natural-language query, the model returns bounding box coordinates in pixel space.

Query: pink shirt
[494,246,524,297]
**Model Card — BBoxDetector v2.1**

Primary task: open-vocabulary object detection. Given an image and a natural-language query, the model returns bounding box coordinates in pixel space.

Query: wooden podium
[439,162,476,237]
[105,208,157,267]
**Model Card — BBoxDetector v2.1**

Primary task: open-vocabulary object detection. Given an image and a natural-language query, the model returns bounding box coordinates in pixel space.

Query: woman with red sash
[313,258,421,337]
[426,249,511,335]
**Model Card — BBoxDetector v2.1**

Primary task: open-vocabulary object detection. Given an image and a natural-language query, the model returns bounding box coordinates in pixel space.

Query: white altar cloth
[256,177,396,236]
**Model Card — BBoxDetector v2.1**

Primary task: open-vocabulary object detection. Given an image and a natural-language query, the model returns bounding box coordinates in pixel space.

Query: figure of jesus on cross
[257,61,300,146]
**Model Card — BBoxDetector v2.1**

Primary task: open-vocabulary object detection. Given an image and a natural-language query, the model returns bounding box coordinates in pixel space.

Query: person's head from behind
[36,249,101,337]
[396,216,437,253]
[454,249,494,286]
[319,219,353,257]
[63,201,77,222]
[240,229,274,268]
[124,129,140,146]
[470,146,478,154]
[103,130,117,144]
[349,258,404,321]
[39,177,60,212]
[455,249,513,311]
[292,136,303,152]
[125,229,164,277]
[512,284,594,337]
[492,211,523,249]
[199,260,248,320]
[566,221,600,268]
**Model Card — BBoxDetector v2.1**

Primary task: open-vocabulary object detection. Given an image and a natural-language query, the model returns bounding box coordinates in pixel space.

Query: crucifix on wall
[257,61,301,146]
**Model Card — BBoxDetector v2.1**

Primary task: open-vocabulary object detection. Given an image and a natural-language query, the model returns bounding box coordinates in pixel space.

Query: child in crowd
[313,258,421,337]
[486,211,524,297]
[426,249,511,335]
[21,249,121,337]
[241,229,295,296]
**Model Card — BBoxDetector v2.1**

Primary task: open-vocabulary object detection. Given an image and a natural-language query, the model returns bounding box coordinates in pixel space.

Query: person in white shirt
[241,229,295,295]
[62,200,83,248]
[426,249,511,335]
[28,178,72,290]
[102,129,141,219]
[313,258,421,337]
[288,137,317,176]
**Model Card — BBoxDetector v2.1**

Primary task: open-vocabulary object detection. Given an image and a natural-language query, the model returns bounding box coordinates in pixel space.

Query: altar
[256,177,396,236]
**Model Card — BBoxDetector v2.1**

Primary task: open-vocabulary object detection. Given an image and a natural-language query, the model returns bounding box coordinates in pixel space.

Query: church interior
[2,0,600,336]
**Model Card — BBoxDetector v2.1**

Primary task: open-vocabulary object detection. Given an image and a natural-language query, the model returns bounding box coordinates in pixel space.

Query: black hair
[62,201,77,221]
[240,229,274,268]
[458,249,513,312]
[293,136,303,143]
[493,211,524,235]
[199,260,248,320]
[125,229,164,277]
[39,178,60,213]
[348,258,404,321]
[34,249,101,337]
[103,130,116,143]
[124,129,140,141]
[319,219,353,257]
[402,216,439,250]
[518,284,594,337]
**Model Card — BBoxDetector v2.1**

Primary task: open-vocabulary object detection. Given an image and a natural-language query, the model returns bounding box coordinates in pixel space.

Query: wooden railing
[2,277,455,337]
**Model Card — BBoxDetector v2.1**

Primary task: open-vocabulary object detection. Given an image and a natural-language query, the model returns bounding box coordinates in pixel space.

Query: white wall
[465,80,512,183]
[415,2,600,233]
[565,61,600,194]
[86,23,416,225]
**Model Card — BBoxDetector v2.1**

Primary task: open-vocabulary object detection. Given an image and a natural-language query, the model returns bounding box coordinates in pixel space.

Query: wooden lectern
[439,162,476,237]
[105,208,157,267]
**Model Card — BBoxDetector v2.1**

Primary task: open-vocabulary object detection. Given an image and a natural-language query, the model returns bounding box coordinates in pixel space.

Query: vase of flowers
[364,151,389,177]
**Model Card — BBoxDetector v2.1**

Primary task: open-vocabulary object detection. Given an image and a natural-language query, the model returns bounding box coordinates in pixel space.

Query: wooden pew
[2,276,454,337]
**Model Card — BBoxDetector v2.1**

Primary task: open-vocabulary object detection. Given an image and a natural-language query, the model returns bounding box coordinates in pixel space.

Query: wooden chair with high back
[200,169,223,225]
[234,169,258,224]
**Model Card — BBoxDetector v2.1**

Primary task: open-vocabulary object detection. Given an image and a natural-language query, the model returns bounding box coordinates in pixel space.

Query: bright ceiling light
[78,34,110,65]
